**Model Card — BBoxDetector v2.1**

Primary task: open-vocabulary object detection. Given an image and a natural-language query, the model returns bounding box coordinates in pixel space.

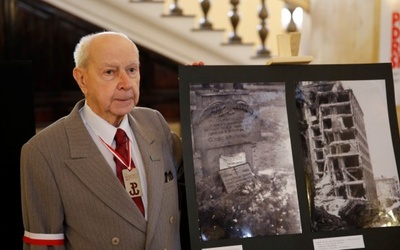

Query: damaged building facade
[300,81,379,205]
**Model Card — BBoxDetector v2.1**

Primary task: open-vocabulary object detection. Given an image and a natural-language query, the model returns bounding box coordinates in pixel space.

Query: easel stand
[266,32,313,65]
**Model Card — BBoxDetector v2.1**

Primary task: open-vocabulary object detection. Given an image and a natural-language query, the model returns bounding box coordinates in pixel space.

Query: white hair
[73,31,135,68]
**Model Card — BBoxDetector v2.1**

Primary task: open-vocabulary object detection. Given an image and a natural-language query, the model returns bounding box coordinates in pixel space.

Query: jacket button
[169,216,174,224]
[111,237,120,245]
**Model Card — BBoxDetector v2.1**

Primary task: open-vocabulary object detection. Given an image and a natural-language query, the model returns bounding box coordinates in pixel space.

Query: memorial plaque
[219,163,254,193]
[219,152,246,169]
[192,97,260,150]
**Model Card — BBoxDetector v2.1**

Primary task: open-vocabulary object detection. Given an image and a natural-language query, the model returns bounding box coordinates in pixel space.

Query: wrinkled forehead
[88,34,139,65]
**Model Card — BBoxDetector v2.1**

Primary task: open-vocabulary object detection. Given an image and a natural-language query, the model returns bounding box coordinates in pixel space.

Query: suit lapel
[128,115,165,240]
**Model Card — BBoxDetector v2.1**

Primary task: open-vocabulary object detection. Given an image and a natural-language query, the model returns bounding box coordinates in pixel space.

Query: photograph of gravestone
[189,82,302,241]
[295,80,400,232]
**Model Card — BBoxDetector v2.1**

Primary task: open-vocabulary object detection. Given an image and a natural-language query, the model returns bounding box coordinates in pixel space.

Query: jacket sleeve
[20,142,66,250]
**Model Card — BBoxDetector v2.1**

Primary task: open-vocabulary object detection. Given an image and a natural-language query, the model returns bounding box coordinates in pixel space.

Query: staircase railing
[43,0,297,65]
[160,0,297,58]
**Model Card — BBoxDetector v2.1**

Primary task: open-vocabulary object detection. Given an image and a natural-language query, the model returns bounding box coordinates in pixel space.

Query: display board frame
[179,63,400,250]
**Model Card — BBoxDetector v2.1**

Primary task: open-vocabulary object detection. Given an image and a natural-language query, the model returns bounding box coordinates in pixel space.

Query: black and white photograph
[189,82,302,241]
[296,80,400,231]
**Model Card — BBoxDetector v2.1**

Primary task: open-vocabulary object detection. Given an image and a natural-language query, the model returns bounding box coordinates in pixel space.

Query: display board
[179,63,400,250]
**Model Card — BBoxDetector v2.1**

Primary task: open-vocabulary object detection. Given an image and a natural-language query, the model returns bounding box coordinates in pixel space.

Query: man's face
[74,34,140,126]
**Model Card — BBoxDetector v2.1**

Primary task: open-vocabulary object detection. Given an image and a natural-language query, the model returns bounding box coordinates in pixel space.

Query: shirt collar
[82,102,131,145]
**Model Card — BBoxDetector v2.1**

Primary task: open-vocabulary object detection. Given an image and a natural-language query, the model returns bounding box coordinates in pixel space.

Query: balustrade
[169,0,183,16]
[133,0,294,60]
[256,0,271,57]
[227,0,242,44]
[199,0,212,30]
[284,3,298,32]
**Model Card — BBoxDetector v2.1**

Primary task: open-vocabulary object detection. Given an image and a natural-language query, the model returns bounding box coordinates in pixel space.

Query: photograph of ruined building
[297,80,400,231]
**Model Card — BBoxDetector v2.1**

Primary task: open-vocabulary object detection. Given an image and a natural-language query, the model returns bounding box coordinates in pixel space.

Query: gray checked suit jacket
[20,99,184,250]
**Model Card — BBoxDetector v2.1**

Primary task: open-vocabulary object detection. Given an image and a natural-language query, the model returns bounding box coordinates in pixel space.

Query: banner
[380,0,400,132]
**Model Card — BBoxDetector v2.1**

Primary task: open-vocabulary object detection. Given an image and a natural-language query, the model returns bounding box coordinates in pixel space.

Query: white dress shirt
[79,102,148,219]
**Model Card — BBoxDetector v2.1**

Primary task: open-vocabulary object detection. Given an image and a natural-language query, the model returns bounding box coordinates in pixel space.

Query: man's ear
[73,67,87,94]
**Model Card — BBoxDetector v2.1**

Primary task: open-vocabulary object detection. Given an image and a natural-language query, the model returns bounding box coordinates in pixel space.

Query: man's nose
[118,72,131,88]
